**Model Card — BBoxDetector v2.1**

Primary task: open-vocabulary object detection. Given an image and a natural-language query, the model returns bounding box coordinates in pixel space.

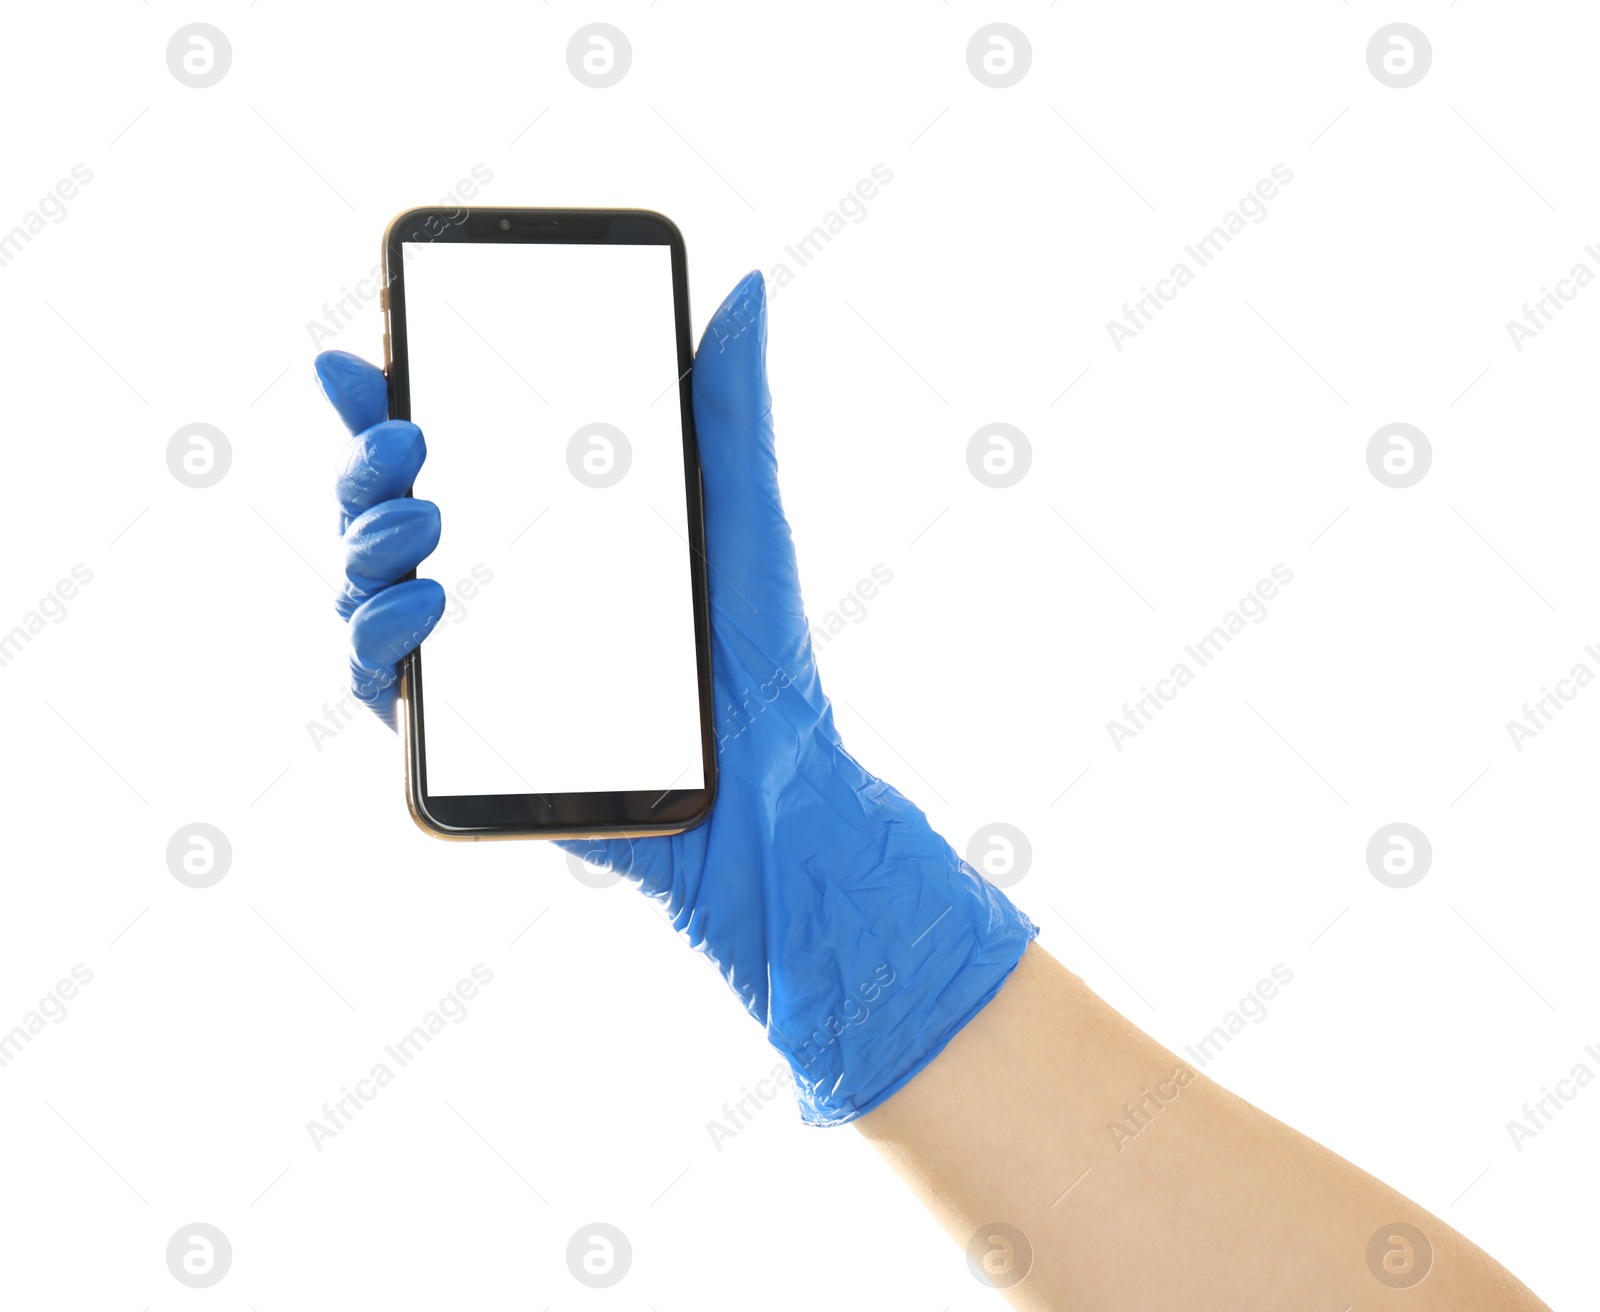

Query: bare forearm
[859,942,1549,1311]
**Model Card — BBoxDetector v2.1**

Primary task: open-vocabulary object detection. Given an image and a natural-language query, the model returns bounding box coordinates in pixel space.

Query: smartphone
[379,207,717,840]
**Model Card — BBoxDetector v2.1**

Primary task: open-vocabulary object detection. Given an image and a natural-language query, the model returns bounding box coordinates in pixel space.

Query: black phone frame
[381,206,717,840]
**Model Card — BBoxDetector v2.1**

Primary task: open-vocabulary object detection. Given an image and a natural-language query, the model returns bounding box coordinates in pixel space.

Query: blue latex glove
[316,271,1037,1125]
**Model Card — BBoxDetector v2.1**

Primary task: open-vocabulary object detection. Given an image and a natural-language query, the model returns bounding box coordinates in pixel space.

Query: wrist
[765,757,1038,1125]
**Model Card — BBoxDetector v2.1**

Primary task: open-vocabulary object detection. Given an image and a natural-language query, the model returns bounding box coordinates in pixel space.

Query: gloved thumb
[691,271,805,626]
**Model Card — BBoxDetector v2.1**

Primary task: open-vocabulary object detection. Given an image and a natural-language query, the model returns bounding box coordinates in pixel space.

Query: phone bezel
[381,206,718,841]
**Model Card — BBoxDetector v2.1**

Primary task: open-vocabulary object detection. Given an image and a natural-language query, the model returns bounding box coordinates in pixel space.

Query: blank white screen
[400,239,704,796]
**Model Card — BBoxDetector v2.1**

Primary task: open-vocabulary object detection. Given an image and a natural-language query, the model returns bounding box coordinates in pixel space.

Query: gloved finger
[336,498,442,621]
[692,272,808,640]
[315,350,389,436]
[334,420,426,533]
[348,578,446,725]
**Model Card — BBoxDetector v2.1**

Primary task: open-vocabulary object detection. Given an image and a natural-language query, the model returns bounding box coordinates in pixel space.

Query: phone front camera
[498,218,511,231]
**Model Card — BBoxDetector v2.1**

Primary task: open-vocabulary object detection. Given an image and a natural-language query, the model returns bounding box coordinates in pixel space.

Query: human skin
[319,270,1551,1309]
[859,942,1551,1310]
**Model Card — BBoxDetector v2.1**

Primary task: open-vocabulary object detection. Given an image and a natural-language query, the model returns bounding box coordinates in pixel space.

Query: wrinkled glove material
[317,269,1037,1126]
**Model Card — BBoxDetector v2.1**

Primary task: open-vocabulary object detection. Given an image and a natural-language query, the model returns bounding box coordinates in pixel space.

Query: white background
[403,240,704,796]
[0,2,1594,1308]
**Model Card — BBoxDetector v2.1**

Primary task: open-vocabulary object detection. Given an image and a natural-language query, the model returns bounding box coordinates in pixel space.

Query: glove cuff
[765,771,1039,1127]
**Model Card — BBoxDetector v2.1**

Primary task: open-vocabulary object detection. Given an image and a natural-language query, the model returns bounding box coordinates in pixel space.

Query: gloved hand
[315,271,1037,1125]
